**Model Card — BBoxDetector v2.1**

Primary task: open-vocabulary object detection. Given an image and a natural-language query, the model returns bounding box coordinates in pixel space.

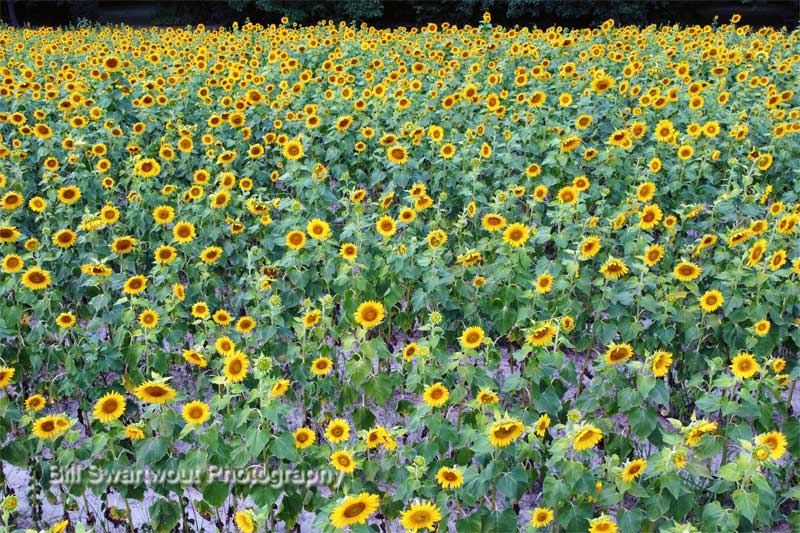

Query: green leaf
[733,489,758,522]
[136,437,170,466]
[149,498,181,533]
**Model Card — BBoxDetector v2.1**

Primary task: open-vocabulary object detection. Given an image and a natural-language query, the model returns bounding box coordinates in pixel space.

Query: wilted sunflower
[92,392,125,423]
[329,493,380,528]
[133,382,176,405]
[488,417,525,447]
[354,300,385,328]
[182,349,207,368]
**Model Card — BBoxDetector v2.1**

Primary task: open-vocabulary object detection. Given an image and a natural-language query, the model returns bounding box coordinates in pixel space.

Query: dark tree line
[1,0,798,29]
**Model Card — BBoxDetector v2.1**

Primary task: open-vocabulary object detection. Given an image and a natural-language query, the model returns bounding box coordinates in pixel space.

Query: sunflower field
[0,10,799,533]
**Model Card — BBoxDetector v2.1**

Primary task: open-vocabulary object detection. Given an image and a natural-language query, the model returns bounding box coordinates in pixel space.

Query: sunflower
[56,312,77,329]
[754,319,771,337]
[755,431,788,460]
[673,261,701,281]
[264,379,290,399]
[502,222,530,247]
[685,419,718,447]
[138,309,159,329]
[476,388,499,405]
[599,258,628,279]
[460,326,485,349]
[436,466,464,489]
[200,246,223,264]
[526,322,557,347]
[0,367,15,388]
[530,507,554,528]
[769,249,787,270]
[21,267,52,290]
[699,290,724,313]
[307,219,331,240]
[423,383,449,407]
[588,516,618,533]
[481,214,506,232]
[730,352,759,379]
[573,424,603,451]
[402,342,420,361]
[311,356,333,376]
[579,236,601,259]
[152,205,175,225]
[354,300,385,328]
[399,501,442,532]
[387,145,408,164]
[191,302,210,319]
[621,458,647,482]
[234,510,255,533]
[293,427,316,449]
[638,204,663,230]
[134,158,161,178]
[92,392,125,423]
[339,242,357,261]
[134,382,176,404]
[173,221,196,243]
[224,352,249,382]
[642,244,664,266]
[427,229,447,248]
[330,493,380,528]
[376,216,397,237]
[123,275,147,295]
[32,416,68,440]
[535,273,553,294]
[557,186,579,204]
[652,351,673,377]
[534,413,551,437]
[215,335,236,356]
[285,229,306,250]
[182,401,210,425]
[236,316,256,334]
[183,349,207,367]
[283,139,304,160]
[325,418,350,443]
[152,244,177,265]
[488,418,525,447]
[604,342,633,365]
[52,229,77,249]
[329,450,356,473]
[25,394,46,412]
